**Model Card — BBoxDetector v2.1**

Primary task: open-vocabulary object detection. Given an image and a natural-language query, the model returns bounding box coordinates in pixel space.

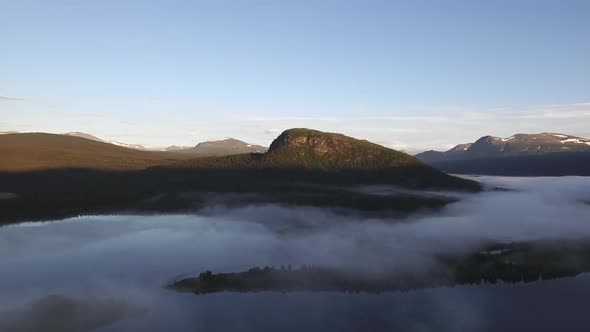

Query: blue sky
[1,0,589,151]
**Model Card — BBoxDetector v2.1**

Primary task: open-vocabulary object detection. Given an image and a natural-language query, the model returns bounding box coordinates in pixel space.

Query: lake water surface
[1,176,590,331]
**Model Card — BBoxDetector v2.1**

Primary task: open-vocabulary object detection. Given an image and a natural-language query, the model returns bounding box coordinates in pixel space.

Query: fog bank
[0,176,589,331]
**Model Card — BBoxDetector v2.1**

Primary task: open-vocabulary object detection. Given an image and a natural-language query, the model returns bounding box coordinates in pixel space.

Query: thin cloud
[75,112,105,118]
[0,96,24,101]
[502,102,590,119]
[359,115,449,122]
[519,110,590,119]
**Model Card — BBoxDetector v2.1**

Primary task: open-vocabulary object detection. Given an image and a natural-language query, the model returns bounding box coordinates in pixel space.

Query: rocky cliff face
[265,128,421,169]
[269,129,355,157]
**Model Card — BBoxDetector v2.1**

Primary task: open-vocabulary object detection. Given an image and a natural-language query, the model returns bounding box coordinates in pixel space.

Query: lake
[1,176,590,331]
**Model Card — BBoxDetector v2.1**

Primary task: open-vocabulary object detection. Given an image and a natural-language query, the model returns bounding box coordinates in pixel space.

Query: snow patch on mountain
[560,138,590,145]
[109,141,147,150]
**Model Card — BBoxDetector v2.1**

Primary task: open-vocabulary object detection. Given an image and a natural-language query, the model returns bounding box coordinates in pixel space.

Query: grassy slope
[0,133,191,171]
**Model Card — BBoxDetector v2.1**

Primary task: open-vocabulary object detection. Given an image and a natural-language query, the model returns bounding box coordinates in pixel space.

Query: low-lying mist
[197,176,590,269]
[0,176,589,331]
[0,295,144,332]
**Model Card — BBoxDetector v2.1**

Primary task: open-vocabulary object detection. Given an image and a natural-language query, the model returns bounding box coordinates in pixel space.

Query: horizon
[2,1,589,152]
[2,127,590,154]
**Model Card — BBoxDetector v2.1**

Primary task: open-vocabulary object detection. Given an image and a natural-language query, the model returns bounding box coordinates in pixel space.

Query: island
[169,239,590,294]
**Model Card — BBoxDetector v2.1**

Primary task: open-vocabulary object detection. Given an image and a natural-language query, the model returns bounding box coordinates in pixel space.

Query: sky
[1,0,589,152]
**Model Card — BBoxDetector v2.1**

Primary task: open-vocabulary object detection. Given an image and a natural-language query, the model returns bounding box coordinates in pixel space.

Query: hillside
[63,132,105,142]
[167,129,480,190]
[0,133,187,171]
[164,145,193,151]
[265,128,418,168]
[173,138,267,156]
[63,132,265,155]
[416,133,590,163]
[63,132,148,150]
[0,133,267,171]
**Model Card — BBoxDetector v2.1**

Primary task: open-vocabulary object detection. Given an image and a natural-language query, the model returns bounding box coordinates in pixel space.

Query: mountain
[164,145,193,151]
[173,138,267,156]
[1,132,266,171]
[0,131,18,135]
[108,141,148,151]
[174,128,425,169]
[63,132,148,150]
[416,133,590,163]
[415,133,590,176]
[447,143,473,155]
[466,133,590,157]
[415,143,473,163]
[168,128,480,190]
[7,131,263,155]
[63,132,105,143]
[265,128,420,169]
[0,133,190,171]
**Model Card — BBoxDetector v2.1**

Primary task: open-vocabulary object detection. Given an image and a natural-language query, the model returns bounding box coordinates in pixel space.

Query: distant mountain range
[4,131,266,155]
[416,133,590,163]
[416,133,590,176]
[0,132,265,171]
[65,132,267,155]
[171,138,267,156]
[163,145,193,151]
[4,129,587,177]
[64,132,149,151]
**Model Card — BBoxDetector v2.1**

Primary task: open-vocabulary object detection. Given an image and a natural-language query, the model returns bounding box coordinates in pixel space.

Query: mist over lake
[3,1,588,330]
[1,176,590,332]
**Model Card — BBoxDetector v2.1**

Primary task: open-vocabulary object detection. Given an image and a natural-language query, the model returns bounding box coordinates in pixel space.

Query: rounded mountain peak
[266,128,421,169]
[268,128,359,155]
[474,135,503,144]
